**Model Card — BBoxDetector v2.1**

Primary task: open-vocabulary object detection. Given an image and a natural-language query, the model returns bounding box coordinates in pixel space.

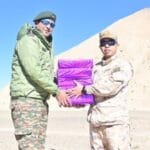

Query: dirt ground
[0,109,150,150]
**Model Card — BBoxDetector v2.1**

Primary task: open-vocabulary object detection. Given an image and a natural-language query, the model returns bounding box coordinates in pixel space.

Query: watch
[81,86,87,94]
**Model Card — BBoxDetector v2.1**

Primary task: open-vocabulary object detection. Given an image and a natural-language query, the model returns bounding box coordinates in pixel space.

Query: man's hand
[56,90,70,107]
[67,81,83,97]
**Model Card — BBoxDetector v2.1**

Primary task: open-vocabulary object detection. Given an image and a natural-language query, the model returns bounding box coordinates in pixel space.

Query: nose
[46,24,51,29]
[104,44,110,47]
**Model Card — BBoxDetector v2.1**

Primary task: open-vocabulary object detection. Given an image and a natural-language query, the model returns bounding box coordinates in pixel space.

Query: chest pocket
[111,67,126,83]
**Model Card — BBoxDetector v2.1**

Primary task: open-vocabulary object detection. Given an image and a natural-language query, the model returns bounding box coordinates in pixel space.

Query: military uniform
[10,11,58,150]
[85,54,133,150]
[11,98,48,150]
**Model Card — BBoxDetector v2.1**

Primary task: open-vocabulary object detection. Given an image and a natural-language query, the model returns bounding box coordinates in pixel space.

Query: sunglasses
[40,19,55,28]
[100,39,116,47]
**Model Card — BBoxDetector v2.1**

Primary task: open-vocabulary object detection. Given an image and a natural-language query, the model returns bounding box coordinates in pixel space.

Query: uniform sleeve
[16,36,59,94]
[85,61,133,97]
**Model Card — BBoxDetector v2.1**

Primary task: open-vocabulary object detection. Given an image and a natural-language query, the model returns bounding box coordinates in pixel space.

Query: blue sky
[0,0,150,90]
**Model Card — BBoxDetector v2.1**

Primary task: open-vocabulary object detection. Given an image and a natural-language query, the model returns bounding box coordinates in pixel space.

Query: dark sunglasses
[100,39,116,47]
[40,19,55,28]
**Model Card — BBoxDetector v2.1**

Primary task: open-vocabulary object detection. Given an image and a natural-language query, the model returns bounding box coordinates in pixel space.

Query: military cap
[99,30,117,41]
[33,11,56,22]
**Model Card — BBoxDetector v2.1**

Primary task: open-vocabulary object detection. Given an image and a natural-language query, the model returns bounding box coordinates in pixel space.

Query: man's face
[36,19,55,37]
[99,38,118,59]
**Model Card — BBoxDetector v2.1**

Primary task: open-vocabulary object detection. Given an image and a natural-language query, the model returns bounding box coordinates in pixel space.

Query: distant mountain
[1,8,150,111]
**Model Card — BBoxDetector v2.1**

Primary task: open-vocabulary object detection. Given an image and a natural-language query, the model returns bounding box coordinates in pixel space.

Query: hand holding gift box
[57,59,95,106]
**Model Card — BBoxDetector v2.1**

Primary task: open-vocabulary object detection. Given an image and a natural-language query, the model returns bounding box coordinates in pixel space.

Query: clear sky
[0,0,150,90]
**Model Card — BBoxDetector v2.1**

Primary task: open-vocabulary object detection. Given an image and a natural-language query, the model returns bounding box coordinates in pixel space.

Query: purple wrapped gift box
[57,59,95,106]
[58,59,93,68]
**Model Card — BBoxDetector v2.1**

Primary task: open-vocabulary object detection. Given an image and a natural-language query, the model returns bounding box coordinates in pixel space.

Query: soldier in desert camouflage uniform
[68,30,133,150]
[10,11,69,150]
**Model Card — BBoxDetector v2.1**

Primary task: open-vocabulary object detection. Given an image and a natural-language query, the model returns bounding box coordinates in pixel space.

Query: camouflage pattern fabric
[10,98,49,150]
[85,54,133,150]
[90,124,131,150]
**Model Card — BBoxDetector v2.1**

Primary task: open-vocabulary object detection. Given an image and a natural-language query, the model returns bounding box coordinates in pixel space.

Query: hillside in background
[1,8,150,111]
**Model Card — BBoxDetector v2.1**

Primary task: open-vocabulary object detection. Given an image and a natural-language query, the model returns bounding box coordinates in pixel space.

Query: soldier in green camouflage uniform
[10,11,69,150]
[68,30,133,150]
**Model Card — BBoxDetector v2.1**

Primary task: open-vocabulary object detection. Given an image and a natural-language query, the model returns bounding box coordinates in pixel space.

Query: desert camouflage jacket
[86,54,133,126]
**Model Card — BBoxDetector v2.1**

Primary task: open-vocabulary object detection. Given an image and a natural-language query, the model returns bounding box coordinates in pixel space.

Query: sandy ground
[0,109,150,150]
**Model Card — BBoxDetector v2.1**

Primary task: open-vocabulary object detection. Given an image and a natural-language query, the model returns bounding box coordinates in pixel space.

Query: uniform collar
[32,28,52,50]
[101,54,118,66]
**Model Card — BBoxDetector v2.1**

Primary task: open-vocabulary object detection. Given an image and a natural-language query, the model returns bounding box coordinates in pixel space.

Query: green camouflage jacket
[10,24,59,100]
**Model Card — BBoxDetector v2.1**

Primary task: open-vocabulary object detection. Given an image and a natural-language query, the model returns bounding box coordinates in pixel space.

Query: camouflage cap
[99,30,117,41]
[33,11,56,22]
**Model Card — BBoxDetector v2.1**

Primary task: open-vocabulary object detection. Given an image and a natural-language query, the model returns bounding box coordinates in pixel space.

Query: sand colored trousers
[90,124,131,150]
